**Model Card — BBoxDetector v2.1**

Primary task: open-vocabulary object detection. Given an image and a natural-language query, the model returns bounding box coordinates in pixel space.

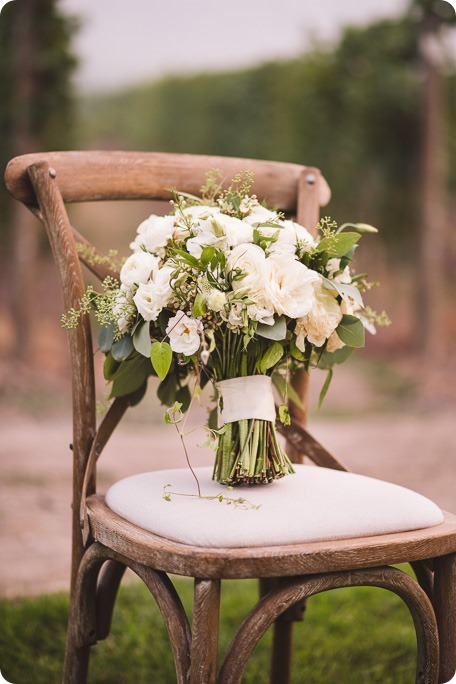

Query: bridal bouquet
[64,171,388,485]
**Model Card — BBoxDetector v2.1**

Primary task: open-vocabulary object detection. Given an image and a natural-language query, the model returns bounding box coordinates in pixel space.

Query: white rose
[130,215,176,254]
[221,302,244,331]
[227,244,275,321]
[120,252,159,289]
[295,280,343,349]
[267,254,319,319]
[186,218,226,258]
[181,204,220,221]
[133,266,174,321]
[243,204,278,226]
[212,214,254,248]
[166,313,203,356]
[266,220,316,256]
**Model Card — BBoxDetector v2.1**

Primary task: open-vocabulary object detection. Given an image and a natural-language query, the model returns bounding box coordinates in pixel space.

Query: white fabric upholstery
[104,465,444,548]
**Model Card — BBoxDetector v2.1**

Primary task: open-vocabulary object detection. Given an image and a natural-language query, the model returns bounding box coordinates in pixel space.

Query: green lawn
[0,576,417,683]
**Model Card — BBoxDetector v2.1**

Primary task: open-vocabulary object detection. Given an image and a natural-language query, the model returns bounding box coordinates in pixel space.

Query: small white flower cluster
[113,189,374,361]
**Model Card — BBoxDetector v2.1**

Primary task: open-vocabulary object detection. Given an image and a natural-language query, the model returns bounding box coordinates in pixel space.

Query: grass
[0,575,417,683]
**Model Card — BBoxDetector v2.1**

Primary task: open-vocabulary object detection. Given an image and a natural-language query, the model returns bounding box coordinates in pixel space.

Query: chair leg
[433,553,456,683]
[260,578,306,684]
[190,578,221,684]
[95,559,127,640]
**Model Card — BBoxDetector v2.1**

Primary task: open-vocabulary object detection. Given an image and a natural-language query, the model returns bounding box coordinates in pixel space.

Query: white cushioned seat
[104,465,444,548]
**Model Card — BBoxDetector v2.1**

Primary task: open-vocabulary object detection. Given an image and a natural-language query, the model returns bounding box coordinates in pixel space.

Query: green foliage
[0,576,418,683]
[78,8,456,257]
[150,341,172,381]
[0,0,79,241]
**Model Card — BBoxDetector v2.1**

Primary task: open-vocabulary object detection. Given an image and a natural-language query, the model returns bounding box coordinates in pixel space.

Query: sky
[59,0,415,93]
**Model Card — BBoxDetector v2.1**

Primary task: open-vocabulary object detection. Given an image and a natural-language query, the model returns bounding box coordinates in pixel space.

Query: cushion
[104,465,444,548]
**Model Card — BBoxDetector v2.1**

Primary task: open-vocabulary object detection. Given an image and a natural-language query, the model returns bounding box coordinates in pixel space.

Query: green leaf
[256,316,287,341]
[193,293,207,318]
[318,345,354,370]
[110,355,151,398]
[278,404,291,426]
[258,342,284,373]
[157,373,178,406]
[175,249,199,268]
[111,334,134,361]
[132,320,152,357]
[98,323,115,353]
[200,246,216,266]
[290,336,305,361]
[322,278,364,308]
[127,380,148,406]
[336,315,365,348]
[318,368,333,409]
[271,372,304,409]
[151,341,173,381]
[103,352,120,381]
[316,232,360,258]
[337,222,378,234]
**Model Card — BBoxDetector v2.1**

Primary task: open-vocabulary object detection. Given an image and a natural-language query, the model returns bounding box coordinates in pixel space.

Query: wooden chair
[5,151,456,684]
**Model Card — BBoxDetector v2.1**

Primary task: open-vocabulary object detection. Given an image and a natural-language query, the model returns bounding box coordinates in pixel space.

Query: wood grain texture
[219,566,439,684]
[190,579,221,684]
[5,151,329,215]
[433,553,456,682]
[87,495,456,579]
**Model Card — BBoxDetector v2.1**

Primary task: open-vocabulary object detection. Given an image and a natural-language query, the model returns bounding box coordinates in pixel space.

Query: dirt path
[1,385,455,598]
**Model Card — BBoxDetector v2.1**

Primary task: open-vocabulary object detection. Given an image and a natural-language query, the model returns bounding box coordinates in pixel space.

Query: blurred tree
[0,0,78,361]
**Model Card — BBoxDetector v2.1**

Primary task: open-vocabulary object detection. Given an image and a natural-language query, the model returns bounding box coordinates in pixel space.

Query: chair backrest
[5,150,332,583]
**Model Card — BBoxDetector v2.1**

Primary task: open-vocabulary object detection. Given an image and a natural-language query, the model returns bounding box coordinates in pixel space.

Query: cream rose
[295,279,343,349]
[267,254,319,319]
[227,244,275,323]
[166,313,203,355]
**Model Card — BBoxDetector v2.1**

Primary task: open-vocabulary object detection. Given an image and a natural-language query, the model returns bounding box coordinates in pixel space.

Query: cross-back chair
[5,150,456,684]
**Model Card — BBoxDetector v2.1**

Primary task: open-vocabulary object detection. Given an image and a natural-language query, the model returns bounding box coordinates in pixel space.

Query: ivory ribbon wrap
[217,375,276,426]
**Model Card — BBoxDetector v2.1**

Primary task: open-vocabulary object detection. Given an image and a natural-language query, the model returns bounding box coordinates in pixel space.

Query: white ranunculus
[205,288,227,312]
[227,244,275,321]
[295,280,343,349]
[267,254,319,319]
[120,251,159,289]
[166,313,203,355]
[130,215,176,254]
[133,265,174,321]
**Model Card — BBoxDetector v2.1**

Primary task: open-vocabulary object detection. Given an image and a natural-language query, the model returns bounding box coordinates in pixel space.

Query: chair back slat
[5,151,329,216]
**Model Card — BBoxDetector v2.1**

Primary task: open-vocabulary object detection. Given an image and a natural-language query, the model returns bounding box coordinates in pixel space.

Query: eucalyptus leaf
[127,380,148,406]
[98,323,115,353]
[256,316,287,341]
[132,320,152,357]
[111,334,134,361]
[110,355,151,398]
[322,278,364,308]
[150,341,173,381]
[271,372,304,409]
[103,352,120,381]
[157,373,178,407]
[336,315,365,348]
[317,346,354,370]
[176,385,192,413]
[338,222,378,234]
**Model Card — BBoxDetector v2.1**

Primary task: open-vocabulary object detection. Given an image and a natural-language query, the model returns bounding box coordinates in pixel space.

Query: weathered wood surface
[219,566,440,684]
[190,579,221,684]
[5,151,330,212]
[433,553,456,681]
[87,495,456,580]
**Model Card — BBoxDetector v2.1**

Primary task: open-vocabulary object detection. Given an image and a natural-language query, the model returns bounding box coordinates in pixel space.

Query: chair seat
[105,465,444,549]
